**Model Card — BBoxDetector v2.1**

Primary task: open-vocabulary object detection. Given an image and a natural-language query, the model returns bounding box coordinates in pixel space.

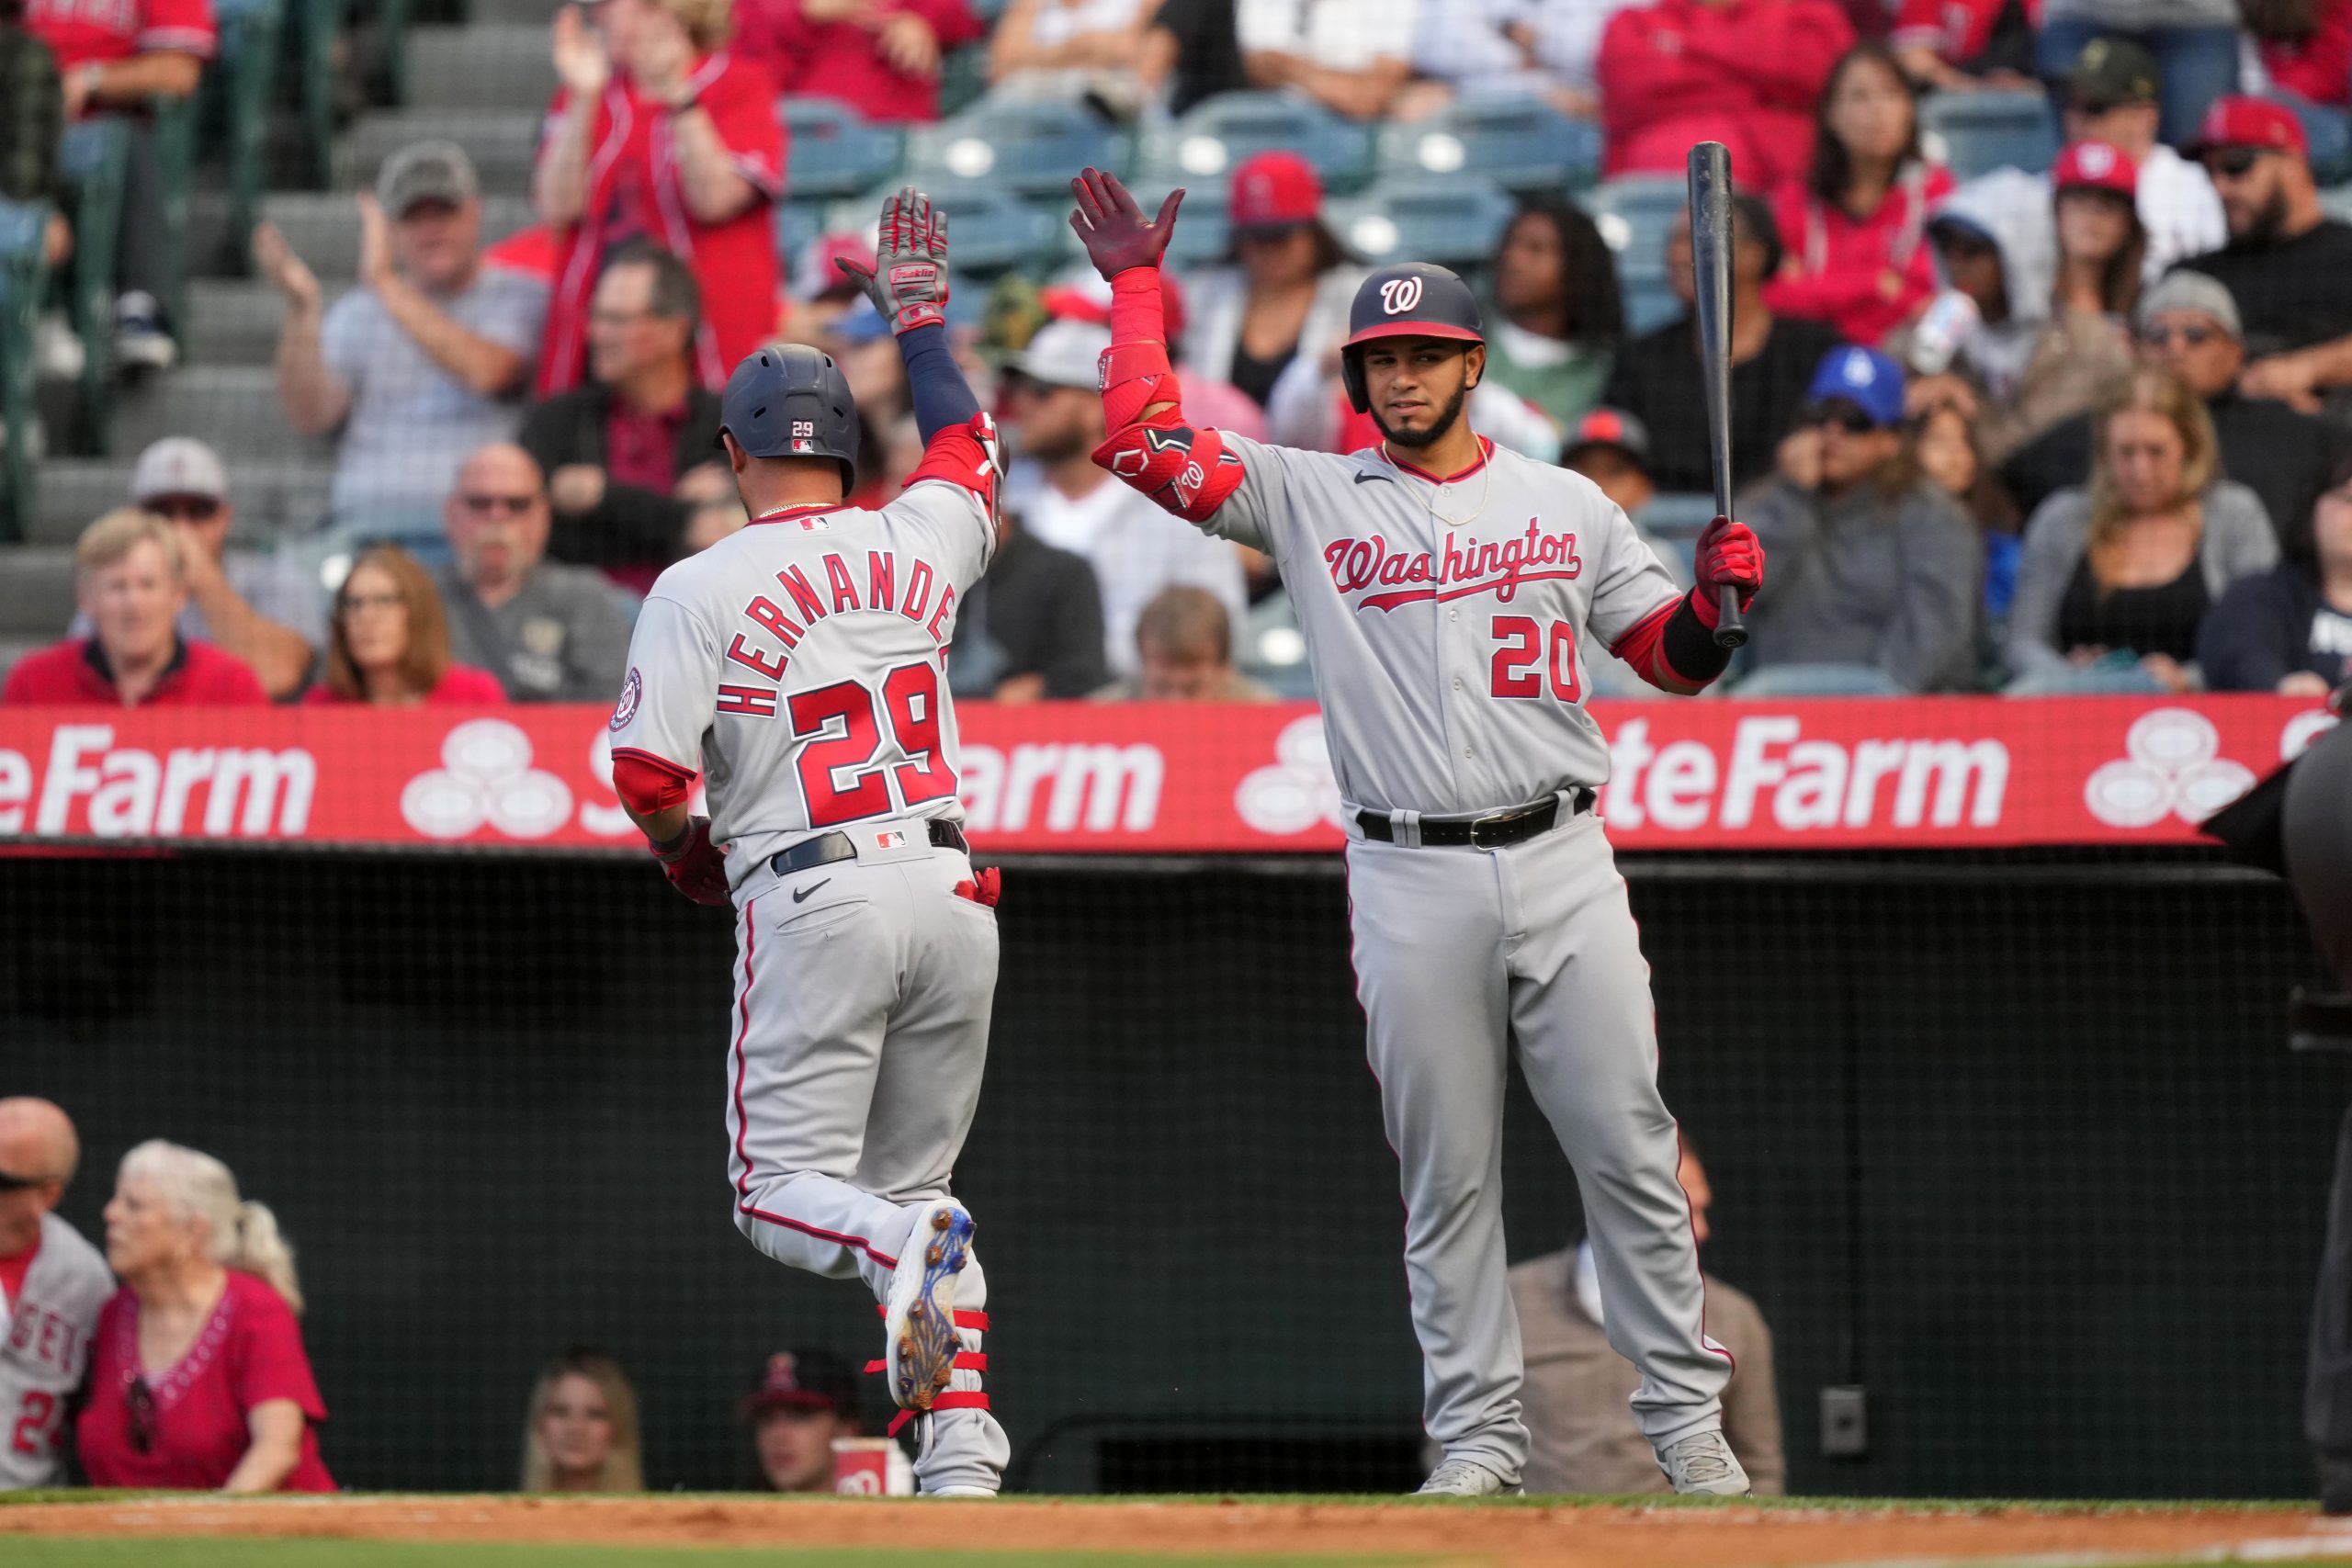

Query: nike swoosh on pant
[792,878,831,903]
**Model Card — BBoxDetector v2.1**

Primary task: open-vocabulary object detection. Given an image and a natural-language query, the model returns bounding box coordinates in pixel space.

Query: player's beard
[1372,381,1469,450]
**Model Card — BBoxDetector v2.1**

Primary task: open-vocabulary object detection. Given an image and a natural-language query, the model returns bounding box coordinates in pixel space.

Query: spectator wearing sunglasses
[2002,272,2348,533]
[77,1141,334,1494]
[59,439,324,700]
[2177,97,2352,410]
[435,443,632,703]
[1735,346,1982,695]
[0,1100,111,1492]
[4,511,267,707]
[2007,365,2277,692]
[306,546,506,706]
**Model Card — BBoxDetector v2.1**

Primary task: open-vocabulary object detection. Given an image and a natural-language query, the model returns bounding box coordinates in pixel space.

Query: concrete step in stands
[33,458,336,546]
[188,191,538,284]
[341,111,548,197]
[110,368,335,469]
[0,547,77,638]
[403,25,557,111]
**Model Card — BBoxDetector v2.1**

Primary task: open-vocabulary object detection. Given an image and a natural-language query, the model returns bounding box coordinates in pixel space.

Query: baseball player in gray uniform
[0,1099,112,1489]
[1068,169,1768,1497]
[608,190,1008,1497]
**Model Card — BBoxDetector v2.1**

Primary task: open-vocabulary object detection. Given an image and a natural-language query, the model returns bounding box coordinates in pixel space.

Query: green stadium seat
[56,118,130,451]
[1584,175,1686,337]
[1325,175,1516,270]
[208,0,288,265]
[782,99,907,202]
[0,199,52,539]
[904,97,1125,201]
[1919,88,2060,181]
[1138,91,1374,194]
[1376,91,1601,194]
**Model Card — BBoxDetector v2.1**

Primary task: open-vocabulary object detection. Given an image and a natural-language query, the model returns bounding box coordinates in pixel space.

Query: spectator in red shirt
[533,0,783,396]
[1764,42,1954,348]
[735,0,984,123]
[25,0,213,367]
[519,241,733,593]
[2246,0,2352,175]
[77,1140,334,1494]
[1,510,267,707]
[1597,0,1854,188]
[305,546,506,706]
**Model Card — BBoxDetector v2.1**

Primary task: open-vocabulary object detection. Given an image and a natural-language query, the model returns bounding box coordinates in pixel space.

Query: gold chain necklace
[1385,441,1494,530]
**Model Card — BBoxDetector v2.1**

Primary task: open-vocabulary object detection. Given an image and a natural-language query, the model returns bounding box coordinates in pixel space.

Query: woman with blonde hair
[532,0,782,394]
[520,1346,644,1492]
[76,1141,335,1492]
[2007,366,2277,693]
[307,545,504,705]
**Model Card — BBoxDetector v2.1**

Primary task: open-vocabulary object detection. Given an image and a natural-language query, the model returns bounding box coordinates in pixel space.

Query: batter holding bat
[1068,160,1765,1496]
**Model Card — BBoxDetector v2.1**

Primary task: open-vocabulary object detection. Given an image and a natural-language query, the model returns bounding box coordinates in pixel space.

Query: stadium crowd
[2,0,2351,706]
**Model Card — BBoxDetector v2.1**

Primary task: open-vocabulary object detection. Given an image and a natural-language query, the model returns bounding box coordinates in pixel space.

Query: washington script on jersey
[1322,522,1583,613]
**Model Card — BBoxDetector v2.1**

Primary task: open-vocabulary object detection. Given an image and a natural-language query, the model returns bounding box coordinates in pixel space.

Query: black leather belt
[771,818,967,877]
[1356,790,1593,849]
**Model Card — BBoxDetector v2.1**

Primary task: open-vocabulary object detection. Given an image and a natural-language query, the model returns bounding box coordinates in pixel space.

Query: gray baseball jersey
[1199,434,1683,815]
[609,446,997,886]
[2,1213,113,1489]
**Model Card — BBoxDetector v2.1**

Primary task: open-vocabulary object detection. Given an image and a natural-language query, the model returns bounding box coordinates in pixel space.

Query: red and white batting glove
[651,816,731,908]
[952,867,1002,908]
[1690,514,1764,629]
[836,185,950,335]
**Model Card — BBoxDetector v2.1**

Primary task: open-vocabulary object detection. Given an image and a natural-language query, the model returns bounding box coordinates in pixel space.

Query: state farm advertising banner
[0,697,2335,855]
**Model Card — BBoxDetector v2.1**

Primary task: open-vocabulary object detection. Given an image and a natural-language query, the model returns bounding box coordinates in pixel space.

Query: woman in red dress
[304,545,506,705]
[78,1141,334,1492]
[531,0,783,396]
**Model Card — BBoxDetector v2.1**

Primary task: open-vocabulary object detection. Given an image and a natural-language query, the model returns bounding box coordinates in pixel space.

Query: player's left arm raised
[1596,511,1763,696]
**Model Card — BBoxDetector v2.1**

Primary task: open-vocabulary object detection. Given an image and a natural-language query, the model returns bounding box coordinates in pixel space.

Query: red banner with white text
[0,697,2335,854]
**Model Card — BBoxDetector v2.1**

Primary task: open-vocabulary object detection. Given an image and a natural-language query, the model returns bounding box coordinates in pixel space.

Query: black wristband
[1661,591,1735,686]
[649,819,695,857]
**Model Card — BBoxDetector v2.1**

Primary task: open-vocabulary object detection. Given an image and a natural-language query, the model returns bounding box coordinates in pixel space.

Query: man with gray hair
[2001,270,2348,534]
[254,140,549,531]
[0,1098,112,1489]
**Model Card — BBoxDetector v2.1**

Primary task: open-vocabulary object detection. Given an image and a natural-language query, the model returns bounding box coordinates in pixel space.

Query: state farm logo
[1236,716,1344,836]
[401,718,574,840]
[2082,708,2256,829]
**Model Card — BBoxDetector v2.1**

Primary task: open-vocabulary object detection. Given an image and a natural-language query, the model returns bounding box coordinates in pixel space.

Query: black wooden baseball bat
[1686,140,1747,649]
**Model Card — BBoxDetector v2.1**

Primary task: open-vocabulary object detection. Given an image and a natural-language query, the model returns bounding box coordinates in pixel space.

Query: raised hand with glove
[835,185,951,334]
[1068,166,1184,281]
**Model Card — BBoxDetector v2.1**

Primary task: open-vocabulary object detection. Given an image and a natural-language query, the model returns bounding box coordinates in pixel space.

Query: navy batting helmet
[718,343,861,491]
[1340,263,1486,414]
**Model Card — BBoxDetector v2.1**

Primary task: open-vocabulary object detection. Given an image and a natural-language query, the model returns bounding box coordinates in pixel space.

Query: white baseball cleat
[1415,1457,1521,1496]
[885,1200,975,1411]
[1656,1429,1752,1496]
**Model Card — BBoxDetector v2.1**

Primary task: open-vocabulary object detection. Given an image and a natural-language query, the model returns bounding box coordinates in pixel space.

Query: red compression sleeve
[612,750,695,817]
[1092,267,1248,523]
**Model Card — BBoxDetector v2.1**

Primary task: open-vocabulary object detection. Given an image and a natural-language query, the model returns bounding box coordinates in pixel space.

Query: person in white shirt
[2057,37,2224,280]
[0,1099,114,1490]
[1237,0,1418,119]
[1002,319,1250,680]
[1409,0,1642,119]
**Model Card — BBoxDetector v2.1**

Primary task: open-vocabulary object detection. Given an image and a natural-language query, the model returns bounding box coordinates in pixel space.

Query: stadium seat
[1375,91,1601,194]
[1919,88,2060,181]
[826,183,1061,275]
[208,0,287,266]
[0,199,51,539]
[1138,91,1374,193]
[1634,492,1717,567]
[781,100,907,203]
[1325,176,1516,270]
[2322,183,2352,225]
[905,97,1124,202]
[1584,175,1686,335]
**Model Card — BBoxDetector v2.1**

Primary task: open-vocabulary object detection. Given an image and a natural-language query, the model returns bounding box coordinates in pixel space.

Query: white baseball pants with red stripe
[1345,807,1732,1487]
[723,829,1007,1495]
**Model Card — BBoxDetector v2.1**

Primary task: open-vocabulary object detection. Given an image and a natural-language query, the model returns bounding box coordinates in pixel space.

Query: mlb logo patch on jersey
[797,515,831,532]
[875,829,909,850]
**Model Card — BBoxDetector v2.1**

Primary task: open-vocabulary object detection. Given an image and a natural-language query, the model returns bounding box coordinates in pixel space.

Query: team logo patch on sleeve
[608,667,642,732]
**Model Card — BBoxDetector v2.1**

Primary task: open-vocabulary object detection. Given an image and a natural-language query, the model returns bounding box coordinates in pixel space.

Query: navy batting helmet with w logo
[718,343,862,491]
[1340,263,1485,413]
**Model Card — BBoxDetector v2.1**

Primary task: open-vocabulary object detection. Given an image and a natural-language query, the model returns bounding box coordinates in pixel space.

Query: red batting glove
[952,866,1002,908]
[1069,166,1184,280]
[651,817,731,908]
[1690,514,1764,630]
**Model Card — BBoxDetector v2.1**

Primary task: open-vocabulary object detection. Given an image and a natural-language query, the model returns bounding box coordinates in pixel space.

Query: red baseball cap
[2052,139,2137,197]
[1228,151,1323,231]
[2188,95,2308,158]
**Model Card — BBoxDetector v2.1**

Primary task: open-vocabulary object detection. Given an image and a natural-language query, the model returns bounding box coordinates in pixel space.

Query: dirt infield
[4,1494,2349,1566]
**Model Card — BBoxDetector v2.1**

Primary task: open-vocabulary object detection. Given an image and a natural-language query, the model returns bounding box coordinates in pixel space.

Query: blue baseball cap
[1804,346,1906,429]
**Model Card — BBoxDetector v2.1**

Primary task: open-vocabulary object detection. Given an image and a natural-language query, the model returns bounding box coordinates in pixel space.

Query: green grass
[0,1548,1424,1568]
